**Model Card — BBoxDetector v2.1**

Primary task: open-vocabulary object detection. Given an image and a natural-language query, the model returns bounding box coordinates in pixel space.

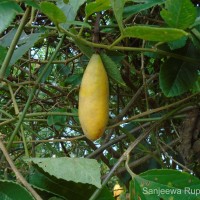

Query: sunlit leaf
[160,0,197,29]
[40,2,66,26]
[123,26,188,42]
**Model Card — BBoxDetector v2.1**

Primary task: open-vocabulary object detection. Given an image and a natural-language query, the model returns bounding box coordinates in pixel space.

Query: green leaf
[47,108,67,130]
[38,64,54,83]
[159,58,198,97]
[76,41,93,58]
[124,0,164,17]
[0,0,23,34]
[19,0,40,8]
[191,75,200,93]
[100,53,126,86]
[64,73,82,87]
[40,2,66,26]
[110,0,125,31]
[57,0,86,30]
[168,36,188,50]
[10,32,43,66]
[0,28,17,47]
[130,169,200,200]
[0,46,7,64]
[85,0,111,17]
[96,186,115,200]
[160,0,197,29]
[123,26,188,42]
[28,167,96,200]
[0,180,34,200]
[27,157,101,188]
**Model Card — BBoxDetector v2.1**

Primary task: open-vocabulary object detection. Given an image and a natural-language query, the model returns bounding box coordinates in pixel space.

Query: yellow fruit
[113,183,124,198]
[78,54,109,141]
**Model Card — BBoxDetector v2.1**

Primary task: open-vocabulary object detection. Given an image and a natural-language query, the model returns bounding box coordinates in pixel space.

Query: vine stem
[0,136,43,200]
[60,27,200,64]
[0,7,31,79]
[3,35,66,154]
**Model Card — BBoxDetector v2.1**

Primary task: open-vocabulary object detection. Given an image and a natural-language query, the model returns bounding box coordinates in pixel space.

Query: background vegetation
[0,0,199,199]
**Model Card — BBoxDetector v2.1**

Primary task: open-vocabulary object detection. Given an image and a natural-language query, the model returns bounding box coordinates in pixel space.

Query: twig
[3,135,85,144]
[113,74,157,123]
[86,123,150,158]
[158,140,193,173]
[89,122,157,200]
[4,35,66,154]
[112,138,180,176]
[109,93,199,128]
[0,136,43,200]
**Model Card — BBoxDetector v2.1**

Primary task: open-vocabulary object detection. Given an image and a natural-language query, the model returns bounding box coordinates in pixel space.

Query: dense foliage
[0,0,199,199]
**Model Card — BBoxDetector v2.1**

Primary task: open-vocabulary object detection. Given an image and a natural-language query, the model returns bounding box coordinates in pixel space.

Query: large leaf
[28,167,96,200]
[110,0,125,31]
[130,169,200,200]
[27,157,101,188]
[123,26,188,42]
[0,0,23,34]
[159,58,198,97]
[100,53,126,86]
[160,0,197,29]
[28,167,113,200]
[40,2,66,26]
[85,0,111,17]
[0,180,34,200]
[124,0,164,17]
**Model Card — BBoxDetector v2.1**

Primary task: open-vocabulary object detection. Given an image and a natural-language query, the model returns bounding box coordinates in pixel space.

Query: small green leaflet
[40,2,66,26]
[123,26,188,42]
[160,0,197,29]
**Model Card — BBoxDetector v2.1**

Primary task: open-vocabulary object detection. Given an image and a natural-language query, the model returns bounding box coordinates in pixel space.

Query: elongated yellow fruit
[78,54,109,141]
